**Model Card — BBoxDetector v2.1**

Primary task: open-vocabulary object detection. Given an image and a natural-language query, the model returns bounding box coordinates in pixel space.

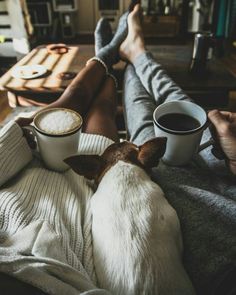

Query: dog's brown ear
[138,137,167,168]
[64,155,104,180]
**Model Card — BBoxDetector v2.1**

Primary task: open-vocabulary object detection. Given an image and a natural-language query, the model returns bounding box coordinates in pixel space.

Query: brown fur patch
[65,138,167,183]
[97,141,142,182]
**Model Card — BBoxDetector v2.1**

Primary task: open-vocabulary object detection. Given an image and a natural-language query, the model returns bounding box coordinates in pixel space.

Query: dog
[65,137,195,295]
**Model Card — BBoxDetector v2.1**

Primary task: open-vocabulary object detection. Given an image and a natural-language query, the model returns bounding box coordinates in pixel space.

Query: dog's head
[64,137,167,183]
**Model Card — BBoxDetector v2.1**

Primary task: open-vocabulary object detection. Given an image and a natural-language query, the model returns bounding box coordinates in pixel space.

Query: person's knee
[67,81,88,98]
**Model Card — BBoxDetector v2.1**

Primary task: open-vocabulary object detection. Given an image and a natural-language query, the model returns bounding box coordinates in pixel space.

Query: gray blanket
[151,129,236,294]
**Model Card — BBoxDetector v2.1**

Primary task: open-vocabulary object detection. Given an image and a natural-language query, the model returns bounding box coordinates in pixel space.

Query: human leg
[42,11,128,120]
[44,60,108,118]
[83,75,119,143]
[123,64,156,145]
[79,15,122,142]
[121,4,190,145]
[120,4,190,105]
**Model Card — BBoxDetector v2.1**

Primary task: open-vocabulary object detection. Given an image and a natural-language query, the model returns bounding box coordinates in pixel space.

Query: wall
[0,0,30,58]
[76,0,131,34]
[0,0,15,56]
[77,0,95,33]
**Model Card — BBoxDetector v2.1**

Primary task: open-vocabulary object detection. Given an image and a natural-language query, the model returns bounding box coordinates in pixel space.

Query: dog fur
[65,138,195,295]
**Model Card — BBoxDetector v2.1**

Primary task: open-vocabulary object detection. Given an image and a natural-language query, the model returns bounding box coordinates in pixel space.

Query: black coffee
[157,113,201,132]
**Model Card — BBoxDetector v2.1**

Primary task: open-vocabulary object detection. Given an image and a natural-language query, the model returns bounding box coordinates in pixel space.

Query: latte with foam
[34,108,82,135]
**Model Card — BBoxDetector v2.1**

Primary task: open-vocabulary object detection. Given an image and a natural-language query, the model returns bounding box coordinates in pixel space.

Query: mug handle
[198,138,214,152]
[198,120,227,160]
[198,138,227,160]
[197,120,213,152]
[22,125,37,150]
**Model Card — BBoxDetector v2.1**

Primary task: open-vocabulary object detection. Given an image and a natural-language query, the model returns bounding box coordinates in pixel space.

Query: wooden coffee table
[0,45,95,107]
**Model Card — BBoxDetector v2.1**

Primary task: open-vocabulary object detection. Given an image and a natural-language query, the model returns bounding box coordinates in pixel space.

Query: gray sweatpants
[123,52,236,295]
[123,51,189,145]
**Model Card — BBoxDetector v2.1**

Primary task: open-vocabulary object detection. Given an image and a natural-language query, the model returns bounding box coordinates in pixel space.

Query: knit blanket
[0,120,114,295]
[151,129,236,294]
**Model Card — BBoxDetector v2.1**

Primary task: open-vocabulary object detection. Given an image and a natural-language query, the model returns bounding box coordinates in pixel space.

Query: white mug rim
[153,100,207,135]
[34,108,83,137]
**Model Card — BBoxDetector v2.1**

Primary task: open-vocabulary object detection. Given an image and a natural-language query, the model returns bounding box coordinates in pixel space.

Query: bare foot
[119,4,146,63]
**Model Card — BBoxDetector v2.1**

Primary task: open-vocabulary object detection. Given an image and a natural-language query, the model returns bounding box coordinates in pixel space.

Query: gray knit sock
[94,18,113,55]
[96,11,129,68]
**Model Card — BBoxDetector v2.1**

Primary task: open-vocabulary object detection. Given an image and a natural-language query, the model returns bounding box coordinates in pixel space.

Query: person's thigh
[123,64,156,146]
[83,76,119,143]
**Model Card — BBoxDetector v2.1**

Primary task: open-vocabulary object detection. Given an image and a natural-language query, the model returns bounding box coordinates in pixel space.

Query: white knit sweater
[0,121,113,295]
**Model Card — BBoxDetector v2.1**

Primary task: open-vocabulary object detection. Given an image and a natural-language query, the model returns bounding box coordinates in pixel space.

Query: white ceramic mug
[26,108,83,172]
[153,100,208,166]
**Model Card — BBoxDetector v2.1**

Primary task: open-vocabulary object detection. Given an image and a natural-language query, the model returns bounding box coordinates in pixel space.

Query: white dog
[65,137,195,295]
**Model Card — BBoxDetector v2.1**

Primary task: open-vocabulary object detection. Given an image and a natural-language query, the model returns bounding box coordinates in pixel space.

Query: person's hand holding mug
[16,108,83,172]
[208,110,236,175]
[15,116,36,149]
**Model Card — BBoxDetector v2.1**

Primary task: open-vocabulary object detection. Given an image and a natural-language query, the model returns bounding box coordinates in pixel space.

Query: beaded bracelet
[86,57,109,75]
[107,72,118,89]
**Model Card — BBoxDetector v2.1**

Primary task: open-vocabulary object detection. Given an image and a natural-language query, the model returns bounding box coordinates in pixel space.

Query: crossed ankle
[86,57,118,88]
[86,57,109,75]
[130,47,146,63]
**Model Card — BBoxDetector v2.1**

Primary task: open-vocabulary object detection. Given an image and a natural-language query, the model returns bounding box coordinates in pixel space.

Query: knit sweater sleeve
[0,121,33,187]
[78,133,114,156]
